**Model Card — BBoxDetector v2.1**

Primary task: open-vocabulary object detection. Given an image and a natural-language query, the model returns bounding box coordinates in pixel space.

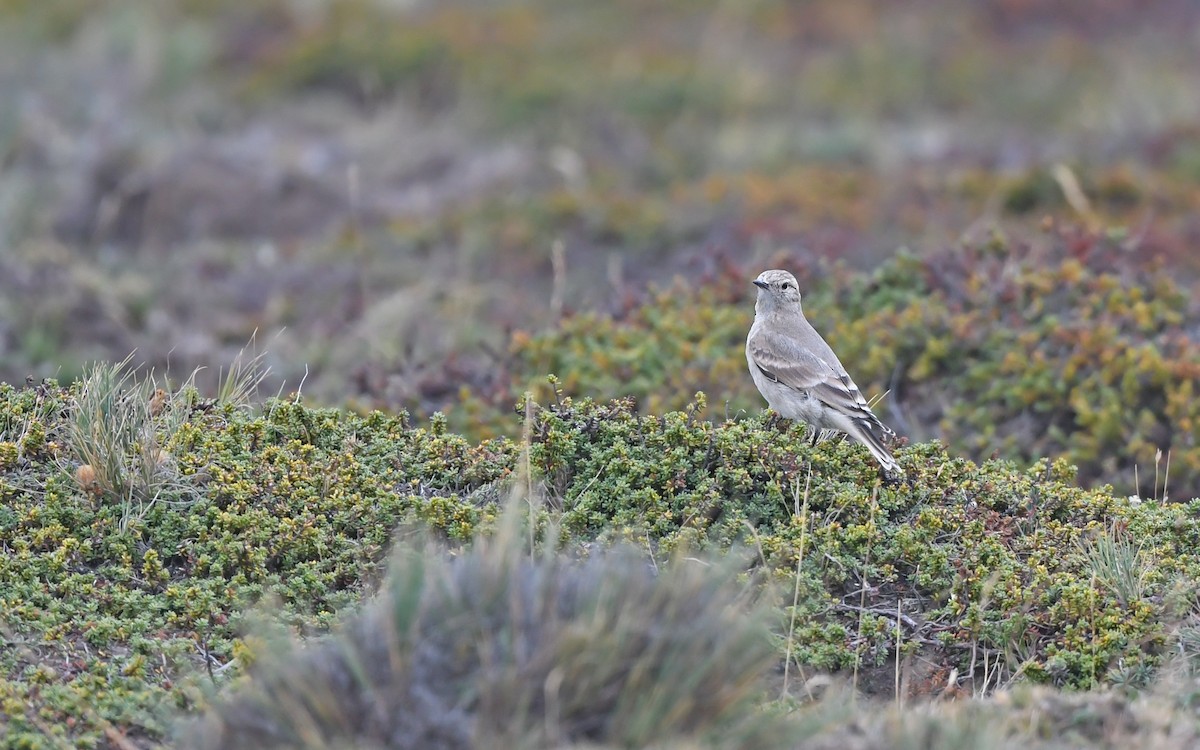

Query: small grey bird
[746,269,902,477]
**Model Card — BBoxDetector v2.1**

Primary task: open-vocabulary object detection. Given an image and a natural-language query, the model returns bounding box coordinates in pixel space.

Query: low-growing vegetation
[497,230,1200,497]
[1,373,1198,748]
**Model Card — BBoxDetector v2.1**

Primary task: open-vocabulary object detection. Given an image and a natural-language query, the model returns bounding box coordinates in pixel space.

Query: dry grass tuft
[177,513,789,750]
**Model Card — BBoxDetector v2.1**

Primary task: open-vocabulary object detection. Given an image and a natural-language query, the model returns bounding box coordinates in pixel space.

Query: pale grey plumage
[746,269,902,477]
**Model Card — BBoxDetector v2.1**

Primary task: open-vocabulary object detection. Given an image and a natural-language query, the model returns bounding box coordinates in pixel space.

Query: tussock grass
[1079,524,1148,609]
[63,356,195,529]
[61,344,271,532]
[177,511,790,750]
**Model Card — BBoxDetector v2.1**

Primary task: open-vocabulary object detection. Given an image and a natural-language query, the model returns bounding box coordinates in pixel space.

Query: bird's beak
[752,280,768,290]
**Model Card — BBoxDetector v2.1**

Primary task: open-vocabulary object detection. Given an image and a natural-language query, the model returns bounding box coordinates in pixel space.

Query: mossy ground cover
[2,375,1199,747]
[0,379,512,747]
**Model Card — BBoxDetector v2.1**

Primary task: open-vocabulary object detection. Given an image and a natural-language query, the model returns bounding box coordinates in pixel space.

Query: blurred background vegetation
[1,0,1198,496]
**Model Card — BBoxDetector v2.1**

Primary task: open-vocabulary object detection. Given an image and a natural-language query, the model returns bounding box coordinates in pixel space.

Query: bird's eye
[781,282,791,290]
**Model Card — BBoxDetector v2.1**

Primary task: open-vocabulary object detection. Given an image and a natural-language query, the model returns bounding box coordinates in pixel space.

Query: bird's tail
[846,415,903,477]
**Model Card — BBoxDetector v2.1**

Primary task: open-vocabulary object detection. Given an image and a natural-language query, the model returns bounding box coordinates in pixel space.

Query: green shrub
[0,380,513,747]
[522,394,1200,695]
[497,230,1200,496]
[3,378,1199,746]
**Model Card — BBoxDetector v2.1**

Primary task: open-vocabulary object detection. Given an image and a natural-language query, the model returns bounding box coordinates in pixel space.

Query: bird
[745,269,903,477]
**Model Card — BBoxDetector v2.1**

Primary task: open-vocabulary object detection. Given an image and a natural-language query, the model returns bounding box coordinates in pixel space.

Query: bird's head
[752,269,802,311]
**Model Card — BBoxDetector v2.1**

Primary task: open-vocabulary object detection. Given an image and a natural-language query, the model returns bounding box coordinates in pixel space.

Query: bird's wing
[748,323,890,433]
